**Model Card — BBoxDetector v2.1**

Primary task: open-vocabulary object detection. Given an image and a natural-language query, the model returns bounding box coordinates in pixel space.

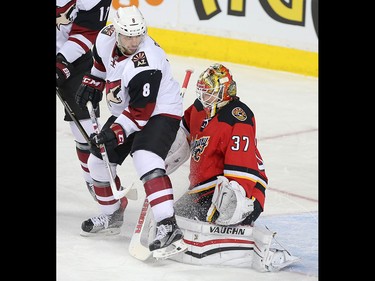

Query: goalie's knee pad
[165,127,190,175]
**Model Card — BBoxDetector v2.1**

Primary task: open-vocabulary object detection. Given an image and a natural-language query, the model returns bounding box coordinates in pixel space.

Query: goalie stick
[128,69,194,261]
[86,101,137,200]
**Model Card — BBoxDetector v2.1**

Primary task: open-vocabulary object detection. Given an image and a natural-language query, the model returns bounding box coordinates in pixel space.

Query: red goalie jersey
[182,97,268,210]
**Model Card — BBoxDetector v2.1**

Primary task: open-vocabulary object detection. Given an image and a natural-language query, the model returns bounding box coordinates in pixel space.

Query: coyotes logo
[132,52,149,68]
[56,0,76,30]
[106,80,122,106]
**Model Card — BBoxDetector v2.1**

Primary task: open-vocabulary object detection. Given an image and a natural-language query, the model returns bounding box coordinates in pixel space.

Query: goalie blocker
[169,216,299,272]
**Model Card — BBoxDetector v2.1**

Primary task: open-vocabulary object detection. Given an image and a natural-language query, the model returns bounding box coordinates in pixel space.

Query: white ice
[57,55,318,281]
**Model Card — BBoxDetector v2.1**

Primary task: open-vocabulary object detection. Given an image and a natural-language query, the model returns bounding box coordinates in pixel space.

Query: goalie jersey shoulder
[218,99,255,127]
[187,98,255,132]
[191,98,254,127]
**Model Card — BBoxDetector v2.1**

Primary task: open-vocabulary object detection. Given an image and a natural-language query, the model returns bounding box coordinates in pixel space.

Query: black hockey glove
[56,54,74,87]
[242,199,263,226]
[90,123,126,147]
[75,74,105,110]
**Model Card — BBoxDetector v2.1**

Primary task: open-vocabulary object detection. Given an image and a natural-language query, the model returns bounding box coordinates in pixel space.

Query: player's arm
[75,38,106,110]
[72,0,112,46]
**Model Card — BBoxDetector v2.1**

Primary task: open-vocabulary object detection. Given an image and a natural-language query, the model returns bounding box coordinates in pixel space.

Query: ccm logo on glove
[82,76,104,88]
[110,123,126,145]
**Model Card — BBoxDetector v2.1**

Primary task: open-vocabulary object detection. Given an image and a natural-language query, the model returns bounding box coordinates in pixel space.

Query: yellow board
[148,27,318,78]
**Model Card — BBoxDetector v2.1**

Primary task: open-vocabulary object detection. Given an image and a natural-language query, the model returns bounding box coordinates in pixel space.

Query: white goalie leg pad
[169,215,255,267]
[165,126,190,175]
[252,226,300,272]
[207,176,254,225]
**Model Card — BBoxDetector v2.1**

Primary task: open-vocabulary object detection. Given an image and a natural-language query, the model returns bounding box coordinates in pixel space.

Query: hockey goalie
[161,64,300,272]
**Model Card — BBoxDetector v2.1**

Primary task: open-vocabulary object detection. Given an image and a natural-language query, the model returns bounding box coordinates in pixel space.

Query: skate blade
[80,227,121,237]
[152,239,188,260]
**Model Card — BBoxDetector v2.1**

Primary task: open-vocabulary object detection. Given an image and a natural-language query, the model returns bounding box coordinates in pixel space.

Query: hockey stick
[86,101,137,200]
[57,86,136,200]
[56,87,91,144]
[128,198,152,260]
[180,69,193,98]
[128,69,194,261]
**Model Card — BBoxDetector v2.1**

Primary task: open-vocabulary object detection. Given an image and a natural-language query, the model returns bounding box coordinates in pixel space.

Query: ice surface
[57,55,318,281]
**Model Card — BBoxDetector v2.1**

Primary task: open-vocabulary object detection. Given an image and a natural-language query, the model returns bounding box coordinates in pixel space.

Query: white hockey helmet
[113,5,147,37]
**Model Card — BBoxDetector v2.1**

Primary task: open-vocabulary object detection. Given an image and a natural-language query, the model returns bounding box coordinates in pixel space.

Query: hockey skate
[149,215,188,259]
[264,248,300,272]
[80,207,125,236]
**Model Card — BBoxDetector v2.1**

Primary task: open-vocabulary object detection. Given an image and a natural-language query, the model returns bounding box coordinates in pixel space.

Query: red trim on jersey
[93,60,106,72]
[70,23,99,45]
[68,37,90,53]
[159,113,182,121]
[128,102,156,122]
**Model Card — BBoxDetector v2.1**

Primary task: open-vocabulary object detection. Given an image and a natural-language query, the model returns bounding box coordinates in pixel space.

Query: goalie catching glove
[75,73,105,109]
[206,176,256,226]
[90,123,126,147]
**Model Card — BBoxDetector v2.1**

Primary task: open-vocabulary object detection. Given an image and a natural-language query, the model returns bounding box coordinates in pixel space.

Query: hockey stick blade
[128,198,153,261]
[122,186,138,200]
[115,183,138,200]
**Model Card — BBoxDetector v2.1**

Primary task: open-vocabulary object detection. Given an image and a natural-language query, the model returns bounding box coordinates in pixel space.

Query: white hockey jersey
[56,0,111,63]
[90,24,183,138]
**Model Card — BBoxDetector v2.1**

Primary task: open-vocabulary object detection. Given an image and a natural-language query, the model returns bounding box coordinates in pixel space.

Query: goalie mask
[196,63,237,118]
[113,6,147,55]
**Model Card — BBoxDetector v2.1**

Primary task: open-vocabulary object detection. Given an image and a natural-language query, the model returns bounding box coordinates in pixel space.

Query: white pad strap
[165,126,190,175]
[207,176,254,225]
[252,226,300,272]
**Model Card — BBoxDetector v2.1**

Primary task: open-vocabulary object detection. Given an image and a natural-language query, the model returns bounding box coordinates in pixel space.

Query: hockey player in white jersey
[56,0,112,200]
[75,5,187,257]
